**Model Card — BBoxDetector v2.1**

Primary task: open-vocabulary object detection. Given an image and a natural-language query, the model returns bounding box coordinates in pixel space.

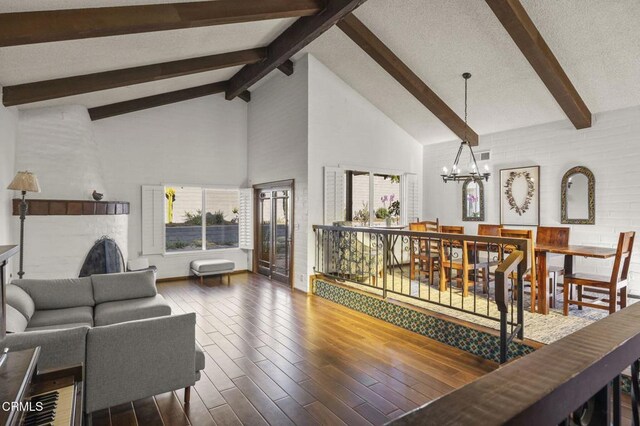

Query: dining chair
[563,231,635,315]
[536,226,570,308]
[409,219,439,281]
[499,228,537,313]
[477,224,503,270]
[478,224,503,236]
[439,226,489,296]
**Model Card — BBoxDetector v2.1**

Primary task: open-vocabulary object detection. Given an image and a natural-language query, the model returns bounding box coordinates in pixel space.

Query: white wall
[93,94,249,279]
[307,55,423,277]
[423,106,640,290]
[247,56,309,291]
[0,87,18,282]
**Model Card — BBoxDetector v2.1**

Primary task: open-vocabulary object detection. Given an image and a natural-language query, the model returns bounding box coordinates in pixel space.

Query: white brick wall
[423,106,640,291]
[20,215,128,280]
[0,89,18,282]
[16,105,105,200]
[13,105,128,278]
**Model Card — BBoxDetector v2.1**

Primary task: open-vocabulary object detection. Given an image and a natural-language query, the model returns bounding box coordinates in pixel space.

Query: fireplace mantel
[12,199,130,216]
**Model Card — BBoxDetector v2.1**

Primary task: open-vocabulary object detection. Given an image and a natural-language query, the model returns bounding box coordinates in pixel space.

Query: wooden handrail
[312,224,529,251]
[390,301,640,425]
[494,250,523,313]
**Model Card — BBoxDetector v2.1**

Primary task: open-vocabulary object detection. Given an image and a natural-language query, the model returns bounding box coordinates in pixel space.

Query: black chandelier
[441,73,490,183]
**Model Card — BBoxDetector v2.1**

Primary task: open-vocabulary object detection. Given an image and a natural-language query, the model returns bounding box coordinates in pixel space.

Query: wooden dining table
[535,243,618,314]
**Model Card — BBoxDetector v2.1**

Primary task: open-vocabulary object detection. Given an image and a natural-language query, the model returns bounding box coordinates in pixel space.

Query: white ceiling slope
[0,0,639,143]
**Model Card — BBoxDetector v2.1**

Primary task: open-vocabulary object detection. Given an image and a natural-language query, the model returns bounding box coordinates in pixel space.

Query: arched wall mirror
[462,179,485,222]
[561,166,595,224]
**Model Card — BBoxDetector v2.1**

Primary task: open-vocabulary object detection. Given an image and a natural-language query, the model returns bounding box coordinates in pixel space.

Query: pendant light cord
[464,75,468,144]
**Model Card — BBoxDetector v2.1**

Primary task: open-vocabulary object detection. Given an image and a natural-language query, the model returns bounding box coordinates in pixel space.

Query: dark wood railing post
[495,250,523,364]
[517,259,525,340]
[631,359,640,425]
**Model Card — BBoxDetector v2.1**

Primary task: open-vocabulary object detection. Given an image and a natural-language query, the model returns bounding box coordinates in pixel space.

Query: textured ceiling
[0,0,294,108]
[298,0,640,144]
[1,0,639,142]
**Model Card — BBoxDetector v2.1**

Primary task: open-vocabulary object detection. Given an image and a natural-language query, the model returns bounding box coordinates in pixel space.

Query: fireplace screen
[79,236,125,277]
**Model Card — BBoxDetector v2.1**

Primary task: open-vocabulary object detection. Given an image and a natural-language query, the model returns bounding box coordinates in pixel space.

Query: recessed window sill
[163,247,242,257]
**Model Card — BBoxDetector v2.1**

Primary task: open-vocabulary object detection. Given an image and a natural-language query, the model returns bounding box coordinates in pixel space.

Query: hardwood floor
[92,272,497,425]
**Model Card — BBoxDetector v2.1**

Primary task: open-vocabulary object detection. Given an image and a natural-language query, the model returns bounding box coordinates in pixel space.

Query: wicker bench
[190,259,235,285]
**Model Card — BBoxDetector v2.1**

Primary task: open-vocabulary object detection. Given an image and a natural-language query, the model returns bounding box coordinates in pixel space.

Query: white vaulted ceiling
[1,0,639,143]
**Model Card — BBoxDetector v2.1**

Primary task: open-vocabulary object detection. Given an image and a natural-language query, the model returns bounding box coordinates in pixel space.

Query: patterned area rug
[342,271,634,345]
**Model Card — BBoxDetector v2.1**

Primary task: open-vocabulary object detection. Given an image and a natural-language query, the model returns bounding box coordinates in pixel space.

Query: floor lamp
[7,171,41,279]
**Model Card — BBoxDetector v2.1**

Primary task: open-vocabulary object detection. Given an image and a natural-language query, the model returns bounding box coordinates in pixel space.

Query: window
[345,171,401,226]
[165,186,239,252]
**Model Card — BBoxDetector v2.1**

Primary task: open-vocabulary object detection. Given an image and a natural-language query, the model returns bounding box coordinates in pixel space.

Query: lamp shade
[7,171,41,193]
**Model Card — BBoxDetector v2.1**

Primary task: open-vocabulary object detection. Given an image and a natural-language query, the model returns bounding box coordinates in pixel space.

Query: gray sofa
[2,270,205,414]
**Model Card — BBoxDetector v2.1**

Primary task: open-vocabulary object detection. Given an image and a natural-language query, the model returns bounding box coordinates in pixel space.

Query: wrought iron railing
[313,225,528,363]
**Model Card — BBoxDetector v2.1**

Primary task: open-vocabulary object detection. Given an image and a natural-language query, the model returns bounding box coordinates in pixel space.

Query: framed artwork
[500,166,540,226]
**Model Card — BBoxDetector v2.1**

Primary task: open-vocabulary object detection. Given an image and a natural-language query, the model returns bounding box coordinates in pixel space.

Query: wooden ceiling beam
[485,0,591,129]
[0,0,325,47]
[3,48,265,107]
[226,0,367,100]
[277,60,295,76]
[337,13,479,146]
[88,81,230,121]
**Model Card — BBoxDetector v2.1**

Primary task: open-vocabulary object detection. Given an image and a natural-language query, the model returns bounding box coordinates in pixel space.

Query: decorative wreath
[504,171,535,216]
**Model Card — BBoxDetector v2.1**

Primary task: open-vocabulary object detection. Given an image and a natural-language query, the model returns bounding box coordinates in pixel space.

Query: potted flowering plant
[376,194,400,226]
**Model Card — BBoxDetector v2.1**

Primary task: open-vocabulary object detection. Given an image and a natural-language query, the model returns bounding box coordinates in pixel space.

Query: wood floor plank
[368,382,419,412]
[256,345,310,383]
[132,397,164,426]
[202,352,236,392]
[155,392,190,426]
[227,323,269,350]
[233,357,288,401]
[255,359,315,405]
[109,401,138,426]
[232,376,295,426]
[196,324,215,347]
[220,387,268,426]
[225,333,267,362]
[209,404,243,426]
[275,396,321,426]
[196,314,218,333]
[296,361,365,408]
[299,380,371,426]
[90,408,111,426]
[320,365,398,415]
[210,332,250,360]
[354,402,390,426]
[194,370,227,409]
[305,401,348,426]
[206,345,245,379]
[175,387,217,426]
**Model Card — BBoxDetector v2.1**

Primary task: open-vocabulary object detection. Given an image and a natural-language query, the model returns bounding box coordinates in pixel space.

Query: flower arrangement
[504,171,535,216]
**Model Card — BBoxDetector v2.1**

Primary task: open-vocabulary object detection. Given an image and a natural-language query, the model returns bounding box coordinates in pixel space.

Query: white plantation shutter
[324,166,345,224]
[402,173,419,224]
[141,185,165,255]
[238,188,254,250]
